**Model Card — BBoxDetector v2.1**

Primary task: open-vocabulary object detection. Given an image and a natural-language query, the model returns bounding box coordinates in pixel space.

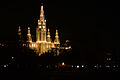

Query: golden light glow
[18,4,72,56]
[62,62,65,66]
[66,40,70,43]
[39,26,41,28]
[36,41,47,43]
[43,26,45,28]
[65,47,68,50]
[82,65,84,67]
[52,42,55,48]
[32,44,36,47]
[22,44,26,46]
[69,46,71,49]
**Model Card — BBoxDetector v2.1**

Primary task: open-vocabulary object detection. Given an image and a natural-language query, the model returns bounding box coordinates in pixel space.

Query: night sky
[0,0,120,58]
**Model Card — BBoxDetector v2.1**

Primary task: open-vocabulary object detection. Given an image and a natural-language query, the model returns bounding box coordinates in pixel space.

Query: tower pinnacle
[38,4,46,26]
[27,27,32,43]
[54,29,60,45]
[18,26,21,36]
[47,28,51,42]
[18,26,22,42]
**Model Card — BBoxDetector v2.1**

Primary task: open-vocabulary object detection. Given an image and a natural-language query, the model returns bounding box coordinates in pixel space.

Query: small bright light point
[82,65,84,67]
[77,65,79,68]
[4,65,7,68]
[39,26,41,28]
[32,44,35,47]
[106,65,110,68]
[46,65,49,68]
[71,65,74,67]
[6,64,8,66]
[43,26,45,28]
[12,57,14,59]
[62,62,65,66]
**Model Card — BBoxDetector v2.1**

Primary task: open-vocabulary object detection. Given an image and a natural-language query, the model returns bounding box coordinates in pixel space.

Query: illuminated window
[32,44,35,47]
[39,26,41,28]
[43,26,45,28]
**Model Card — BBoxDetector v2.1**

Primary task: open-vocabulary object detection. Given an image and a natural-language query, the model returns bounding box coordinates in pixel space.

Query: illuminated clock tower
[36,5,47,55]
[17,4,71,56]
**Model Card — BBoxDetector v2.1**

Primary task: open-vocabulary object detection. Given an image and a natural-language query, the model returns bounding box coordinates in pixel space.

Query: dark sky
[0,0,120,58]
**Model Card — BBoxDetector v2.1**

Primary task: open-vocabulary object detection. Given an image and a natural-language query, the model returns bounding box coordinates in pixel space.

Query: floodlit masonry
[18,4,72,56]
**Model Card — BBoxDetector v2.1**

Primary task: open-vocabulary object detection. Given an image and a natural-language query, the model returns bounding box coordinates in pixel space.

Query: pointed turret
[54,29,60,45]
[54,29,60,56]
[27,27,32,43]
[36,4,47,55]
[38,4,46,26]
[47,29,51,42]
[47,29,52,50]
[18,26,22,42]
[37,4,47,42]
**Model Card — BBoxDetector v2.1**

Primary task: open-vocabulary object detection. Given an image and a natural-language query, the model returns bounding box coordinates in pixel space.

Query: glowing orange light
[32,44,36,47]
[62,62,65,66]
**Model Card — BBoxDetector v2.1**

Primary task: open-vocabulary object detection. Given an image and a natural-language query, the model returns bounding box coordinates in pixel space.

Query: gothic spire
[18,26,22,42]
[27,27,32,42]
[18,26,21,36]
[47,28,51,43]
[54,29,60,45]
[38,4,46,26]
